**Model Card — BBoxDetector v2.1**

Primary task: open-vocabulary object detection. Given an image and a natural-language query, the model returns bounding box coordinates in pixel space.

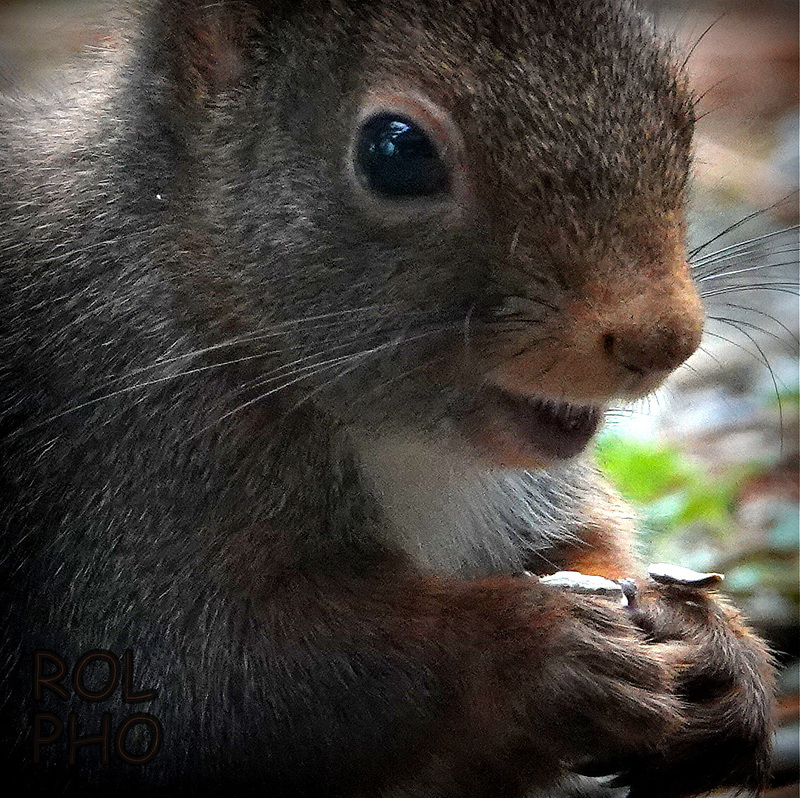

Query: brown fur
[0,1,774,796]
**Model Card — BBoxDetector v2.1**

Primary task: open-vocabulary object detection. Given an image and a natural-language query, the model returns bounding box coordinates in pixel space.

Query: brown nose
[602,320,701,377]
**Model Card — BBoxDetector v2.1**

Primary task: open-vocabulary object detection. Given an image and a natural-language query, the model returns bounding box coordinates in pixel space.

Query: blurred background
[0,0,797,794]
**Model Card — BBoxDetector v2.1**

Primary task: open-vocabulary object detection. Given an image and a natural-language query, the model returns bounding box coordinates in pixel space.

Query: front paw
[530,589,685,771]
[621,578,776,797]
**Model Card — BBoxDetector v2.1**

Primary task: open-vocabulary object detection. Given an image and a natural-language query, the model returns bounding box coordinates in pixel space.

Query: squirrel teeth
[526,396,599,431]
[482,387,603,460]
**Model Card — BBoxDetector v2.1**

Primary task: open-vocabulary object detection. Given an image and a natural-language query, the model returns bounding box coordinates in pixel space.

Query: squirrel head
[148,0,704,467]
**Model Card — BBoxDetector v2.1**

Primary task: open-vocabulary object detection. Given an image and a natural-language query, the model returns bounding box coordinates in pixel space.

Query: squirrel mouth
[469,387,604,463]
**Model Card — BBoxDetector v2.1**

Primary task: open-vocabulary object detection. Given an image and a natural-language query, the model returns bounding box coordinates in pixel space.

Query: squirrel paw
[617,580,775,797]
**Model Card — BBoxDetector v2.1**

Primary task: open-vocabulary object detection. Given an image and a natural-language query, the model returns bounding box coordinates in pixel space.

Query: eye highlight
[356,113,450,198]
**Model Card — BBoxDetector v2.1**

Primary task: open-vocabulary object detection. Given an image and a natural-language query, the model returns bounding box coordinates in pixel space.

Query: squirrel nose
[602,322,700,377]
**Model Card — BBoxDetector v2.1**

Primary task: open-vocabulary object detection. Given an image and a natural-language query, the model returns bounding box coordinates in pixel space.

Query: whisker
[679,11,725,70]
[59,305,415,393]
[194,356,360,438]
[688,199,798,261]
[10,352,285,437]
[700,283,799,299]
[696,259,800,283]
[693,344,728,372]
[694,242,799,271]
[222,336,397,401]
[716,324,785,449]
[22,306,444,436]
[703,326,787,428]
[15,328,388,438]
[278,351,383,422]
[711,302,799,347]
[707,315,789,350]
[604,407,637,418]
[366,359,438,400]
[208,327,456,433]
[674,359,702,379]
[690,224,799,268]
[224,345,388,409]
[503,336,560,361]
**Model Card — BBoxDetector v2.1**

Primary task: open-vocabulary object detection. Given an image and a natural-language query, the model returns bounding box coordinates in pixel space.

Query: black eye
[356,113,450,198]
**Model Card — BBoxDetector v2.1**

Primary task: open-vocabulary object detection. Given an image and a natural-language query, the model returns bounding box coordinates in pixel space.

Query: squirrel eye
[356,113,450,198]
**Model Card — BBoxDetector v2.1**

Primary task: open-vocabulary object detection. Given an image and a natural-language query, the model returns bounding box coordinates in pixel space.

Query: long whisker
[207,327,454,433]
[680,12,725,70]
[703,326,787,433]
[15,326,387,438]
[690,225,799,268]
[694,241,799,271]
[91,306,421,387]
[277,351,383,423]
[692,344,727,372]
[194,356,361,438]
[696,258,800,283]
[20,306,440,437]
[707,315,790,350]
[222,336,398,401]
[688,199,798,261]
[700,283,799,299]
[10,351,288,438]
[715,324,785,447]
[711,302,799,347]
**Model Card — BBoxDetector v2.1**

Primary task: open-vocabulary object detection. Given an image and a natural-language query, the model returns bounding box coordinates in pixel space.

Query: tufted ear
[154,0,275,103]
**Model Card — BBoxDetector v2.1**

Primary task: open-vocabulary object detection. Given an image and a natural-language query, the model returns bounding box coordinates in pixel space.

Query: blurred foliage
[596,433,756,539]
[596,390,799,666]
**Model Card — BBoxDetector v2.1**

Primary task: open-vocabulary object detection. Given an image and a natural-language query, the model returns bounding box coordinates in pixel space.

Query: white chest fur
[355,435,589,576]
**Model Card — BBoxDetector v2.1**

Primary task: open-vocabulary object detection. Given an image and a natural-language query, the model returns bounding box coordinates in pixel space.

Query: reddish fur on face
[164,1,262,104]
[0,1,774,796]
[487,223,704,405]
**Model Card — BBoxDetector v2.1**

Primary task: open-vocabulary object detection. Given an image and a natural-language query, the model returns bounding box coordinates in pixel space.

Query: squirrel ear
[159,0,269,102]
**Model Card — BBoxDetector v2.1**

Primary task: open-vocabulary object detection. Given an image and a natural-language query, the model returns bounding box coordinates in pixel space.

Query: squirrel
[0,1,775,796]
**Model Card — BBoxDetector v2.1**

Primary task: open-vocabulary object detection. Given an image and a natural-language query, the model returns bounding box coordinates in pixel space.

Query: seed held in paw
[534,571,627,605]
[647,563,724,589]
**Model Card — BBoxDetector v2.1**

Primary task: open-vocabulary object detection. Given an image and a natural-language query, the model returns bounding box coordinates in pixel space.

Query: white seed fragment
[647,563,724,588]
[534,571,627,605]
